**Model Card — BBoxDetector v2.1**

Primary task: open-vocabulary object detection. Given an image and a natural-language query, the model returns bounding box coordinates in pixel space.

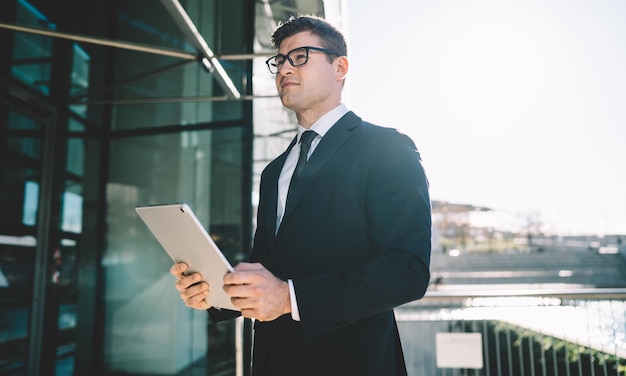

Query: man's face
[274,32,344,115]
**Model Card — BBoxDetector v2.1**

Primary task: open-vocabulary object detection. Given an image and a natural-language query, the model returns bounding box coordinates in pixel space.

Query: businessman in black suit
[172,15,431,376]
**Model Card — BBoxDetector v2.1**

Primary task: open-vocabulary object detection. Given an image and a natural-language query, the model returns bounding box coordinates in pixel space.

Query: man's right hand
[170,262,211,310]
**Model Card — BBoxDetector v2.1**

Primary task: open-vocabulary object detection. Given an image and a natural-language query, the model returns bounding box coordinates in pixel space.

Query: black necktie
[281,130,317,229]
[291,130,317,182]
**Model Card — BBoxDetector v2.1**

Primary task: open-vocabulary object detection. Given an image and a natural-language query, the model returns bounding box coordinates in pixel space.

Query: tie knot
[299,130,317,147]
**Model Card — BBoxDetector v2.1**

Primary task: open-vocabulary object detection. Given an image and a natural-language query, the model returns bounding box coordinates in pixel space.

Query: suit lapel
[278,112,361,236]
[264,136,297,243]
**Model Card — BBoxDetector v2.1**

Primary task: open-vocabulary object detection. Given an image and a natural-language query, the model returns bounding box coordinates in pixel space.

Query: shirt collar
[296,103,349,140]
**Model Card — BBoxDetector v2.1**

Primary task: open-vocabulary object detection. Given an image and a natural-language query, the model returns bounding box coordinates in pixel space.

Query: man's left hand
[223,262,291,321]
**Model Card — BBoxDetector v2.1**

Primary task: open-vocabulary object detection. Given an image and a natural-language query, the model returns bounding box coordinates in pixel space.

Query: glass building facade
[0,0,345,374]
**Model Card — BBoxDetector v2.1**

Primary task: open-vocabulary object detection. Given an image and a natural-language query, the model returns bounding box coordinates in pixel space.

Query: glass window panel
[1,167,41,229]
[0,243,36,372]
[0,104,43,373]
[5,137,41,161]
[115,0,193,51]
[6,111,43,160]
[12,0,55,96]
[61,188,83,234]
[66,138,84,177]
[104,126,245,374]
[108,57,244,129]
[55,301,76,373]
[22,180,39,226]
[59,134,100,375]
[69,44,90,117]
[106,0,246,130]
[8,110,41,131]
[1,109,42,229]
[48,235,80,375]
[68,118,85,132]
[0,160,39,373]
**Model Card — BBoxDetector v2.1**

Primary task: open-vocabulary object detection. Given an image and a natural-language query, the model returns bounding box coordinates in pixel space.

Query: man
[171,15,431,376]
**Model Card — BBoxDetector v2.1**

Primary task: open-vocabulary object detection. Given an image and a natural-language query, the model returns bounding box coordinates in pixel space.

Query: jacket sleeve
[207,307,241,322]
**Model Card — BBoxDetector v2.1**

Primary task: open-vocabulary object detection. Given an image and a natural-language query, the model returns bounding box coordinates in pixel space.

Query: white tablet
[135,203,239,311]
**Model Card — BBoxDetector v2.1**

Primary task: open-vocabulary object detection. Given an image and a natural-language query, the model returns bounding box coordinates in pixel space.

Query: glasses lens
[266,55,282,74]
[289,48,308,67]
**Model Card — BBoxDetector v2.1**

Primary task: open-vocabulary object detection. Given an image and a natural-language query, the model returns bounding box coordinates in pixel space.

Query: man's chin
[279,96,297,110]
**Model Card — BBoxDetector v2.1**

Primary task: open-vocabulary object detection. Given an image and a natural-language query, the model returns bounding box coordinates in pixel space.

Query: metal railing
[395,288,626,376]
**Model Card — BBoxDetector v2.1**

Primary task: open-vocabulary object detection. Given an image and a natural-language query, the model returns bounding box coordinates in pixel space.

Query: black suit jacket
[212,112,431,376]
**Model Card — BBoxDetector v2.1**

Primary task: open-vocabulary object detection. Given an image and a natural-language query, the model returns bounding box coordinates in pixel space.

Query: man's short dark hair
[271,15,347,61]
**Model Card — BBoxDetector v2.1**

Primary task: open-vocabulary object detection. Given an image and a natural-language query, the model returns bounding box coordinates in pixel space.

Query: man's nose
[278,59,295,75]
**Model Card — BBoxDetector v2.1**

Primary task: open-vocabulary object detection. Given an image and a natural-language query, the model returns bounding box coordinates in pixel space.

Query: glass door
[0,92,86,375]
[0,101,47,373]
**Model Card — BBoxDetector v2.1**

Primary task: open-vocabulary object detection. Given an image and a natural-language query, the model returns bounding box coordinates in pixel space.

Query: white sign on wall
[436,332,484,369]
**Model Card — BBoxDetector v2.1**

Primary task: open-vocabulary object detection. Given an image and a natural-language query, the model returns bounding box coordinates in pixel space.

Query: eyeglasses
[265,46,340,74]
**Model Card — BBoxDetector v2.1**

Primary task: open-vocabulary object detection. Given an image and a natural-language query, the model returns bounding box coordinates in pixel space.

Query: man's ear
[335,56,349,81]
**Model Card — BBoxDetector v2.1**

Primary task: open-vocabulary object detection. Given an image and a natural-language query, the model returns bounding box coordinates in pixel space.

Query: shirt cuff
[287,279,301,321]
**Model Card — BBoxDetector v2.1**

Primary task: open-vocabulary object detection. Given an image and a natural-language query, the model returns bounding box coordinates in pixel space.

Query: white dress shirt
[276,103,349,321]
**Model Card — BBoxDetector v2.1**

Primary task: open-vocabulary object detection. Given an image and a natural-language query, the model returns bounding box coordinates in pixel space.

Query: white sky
[344,0,626,236]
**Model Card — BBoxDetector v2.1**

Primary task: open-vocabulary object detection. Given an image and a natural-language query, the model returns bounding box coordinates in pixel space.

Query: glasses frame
[265,46,341,74]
